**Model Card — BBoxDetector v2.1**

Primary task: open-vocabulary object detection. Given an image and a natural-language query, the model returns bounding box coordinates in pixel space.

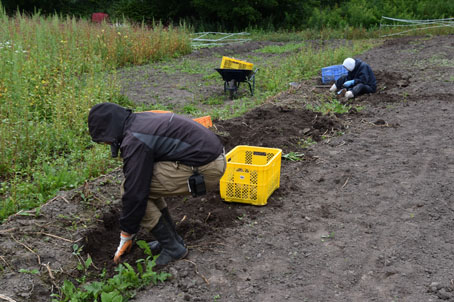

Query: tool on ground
[337,88,346,95]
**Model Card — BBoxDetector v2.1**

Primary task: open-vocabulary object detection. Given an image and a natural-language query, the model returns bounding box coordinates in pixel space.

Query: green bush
[107,0,154,24]
[344,0,379,28]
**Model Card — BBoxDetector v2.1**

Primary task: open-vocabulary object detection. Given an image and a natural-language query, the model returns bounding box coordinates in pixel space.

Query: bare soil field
[1,34,454,302]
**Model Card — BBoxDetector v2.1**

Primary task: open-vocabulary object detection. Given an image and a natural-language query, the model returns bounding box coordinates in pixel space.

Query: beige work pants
[121,153,226,231]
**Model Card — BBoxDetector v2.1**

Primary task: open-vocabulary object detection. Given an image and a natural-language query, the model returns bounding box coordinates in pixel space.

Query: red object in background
[91,13,108,23]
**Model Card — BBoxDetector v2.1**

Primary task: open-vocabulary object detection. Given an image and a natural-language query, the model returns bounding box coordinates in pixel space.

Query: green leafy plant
[237,213,247,220]
[308,98,351,115]
[71,244,93,284]
[52,241,170,302]
[282,152,305,161]
[19,268,40,275]
[354,105,364,112]
[202,96,224,105]
[298,138,316,149]
[182,104,200,115]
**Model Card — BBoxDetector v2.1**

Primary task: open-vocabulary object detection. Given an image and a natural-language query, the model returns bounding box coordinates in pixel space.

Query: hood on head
[88,102,132,157]
[343,57,356,72]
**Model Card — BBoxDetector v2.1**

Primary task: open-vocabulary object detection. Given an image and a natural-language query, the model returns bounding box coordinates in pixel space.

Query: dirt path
[132,35,454,301]
[1,35,454,302]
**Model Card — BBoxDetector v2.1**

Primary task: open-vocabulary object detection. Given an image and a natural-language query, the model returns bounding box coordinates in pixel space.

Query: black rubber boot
[151,216,188,266]
[148,208,185,252]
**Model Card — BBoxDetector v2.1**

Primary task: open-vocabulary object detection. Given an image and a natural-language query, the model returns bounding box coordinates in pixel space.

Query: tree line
[2,0,453,30]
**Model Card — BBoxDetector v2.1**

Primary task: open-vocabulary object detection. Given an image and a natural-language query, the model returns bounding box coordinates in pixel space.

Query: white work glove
[113,232,135,264]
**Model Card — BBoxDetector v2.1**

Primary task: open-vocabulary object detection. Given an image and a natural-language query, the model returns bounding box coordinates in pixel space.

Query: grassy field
[0,10,191,220]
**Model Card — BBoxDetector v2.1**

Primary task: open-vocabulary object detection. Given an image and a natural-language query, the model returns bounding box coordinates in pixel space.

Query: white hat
[343,58,355,71]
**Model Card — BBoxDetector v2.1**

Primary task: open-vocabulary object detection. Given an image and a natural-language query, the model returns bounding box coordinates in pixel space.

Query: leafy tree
[2,0,454,30]
[2,0,64,14]
[344,0,378,27]
[190,0,318,30]
[107,0,154,23]
[149,0,193,23]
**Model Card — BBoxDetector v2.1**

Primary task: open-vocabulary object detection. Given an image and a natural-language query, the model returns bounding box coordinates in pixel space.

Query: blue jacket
[348,59,376,91]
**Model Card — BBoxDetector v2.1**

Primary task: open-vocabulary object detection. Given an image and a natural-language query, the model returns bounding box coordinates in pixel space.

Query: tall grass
[0,8,191,221]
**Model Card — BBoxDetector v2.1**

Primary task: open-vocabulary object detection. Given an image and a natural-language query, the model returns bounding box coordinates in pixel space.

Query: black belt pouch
[188,171,206,197]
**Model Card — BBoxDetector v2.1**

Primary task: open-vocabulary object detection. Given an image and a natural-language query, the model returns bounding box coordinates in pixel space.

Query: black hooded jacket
[347,59,377,92]
[88,103,224,234]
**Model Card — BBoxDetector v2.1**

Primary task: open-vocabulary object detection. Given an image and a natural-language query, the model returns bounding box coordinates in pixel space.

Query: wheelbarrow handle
[248,68,259,80]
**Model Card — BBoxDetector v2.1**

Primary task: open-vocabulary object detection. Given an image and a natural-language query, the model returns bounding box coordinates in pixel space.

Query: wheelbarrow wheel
[228,80,238,100]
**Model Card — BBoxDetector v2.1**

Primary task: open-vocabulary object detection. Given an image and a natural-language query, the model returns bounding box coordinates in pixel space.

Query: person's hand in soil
[113,231,135,264]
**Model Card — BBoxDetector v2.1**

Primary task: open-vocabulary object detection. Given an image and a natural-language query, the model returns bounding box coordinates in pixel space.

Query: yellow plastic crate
[220,56,253,70]
[220,145,282,206]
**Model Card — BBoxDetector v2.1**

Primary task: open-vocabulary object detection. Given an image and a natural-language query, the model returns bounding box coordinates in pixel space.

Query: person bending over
[330,57,377,99]
[88,103,226,266]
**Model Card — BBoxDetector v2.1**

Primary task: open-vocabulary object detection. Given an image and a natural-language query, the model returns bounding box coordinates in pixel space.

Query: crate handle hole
[253,151,267,156]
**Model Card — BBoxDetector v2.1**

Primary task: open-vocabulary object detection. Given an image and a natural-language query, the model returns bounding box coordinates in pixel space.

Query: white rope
[381,16,454,23]
[191,32,251,48]
[380,16,454,37]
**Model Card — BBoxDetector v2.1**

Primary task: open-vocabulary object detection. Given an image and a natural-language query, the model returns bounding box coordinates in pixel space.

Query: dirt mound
[215,103,344,152]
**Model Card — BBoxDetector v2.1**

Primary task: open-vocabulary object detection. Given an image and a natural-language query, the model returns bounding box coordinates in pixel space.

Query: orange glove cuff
[113,232,135,264]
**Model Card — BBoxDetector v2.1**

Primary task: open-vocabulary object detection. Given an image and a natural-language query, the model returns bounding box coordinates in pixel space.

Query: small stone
[438,289,451,300]
[289,82,300,88]
[169,267,179,280]
[430,282,441,289]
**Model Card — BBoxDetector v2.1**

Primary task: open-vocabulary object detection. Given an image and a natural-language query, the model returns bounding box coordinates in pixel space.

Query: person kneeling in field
[88,103,226,266]
[330,57,377,99]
